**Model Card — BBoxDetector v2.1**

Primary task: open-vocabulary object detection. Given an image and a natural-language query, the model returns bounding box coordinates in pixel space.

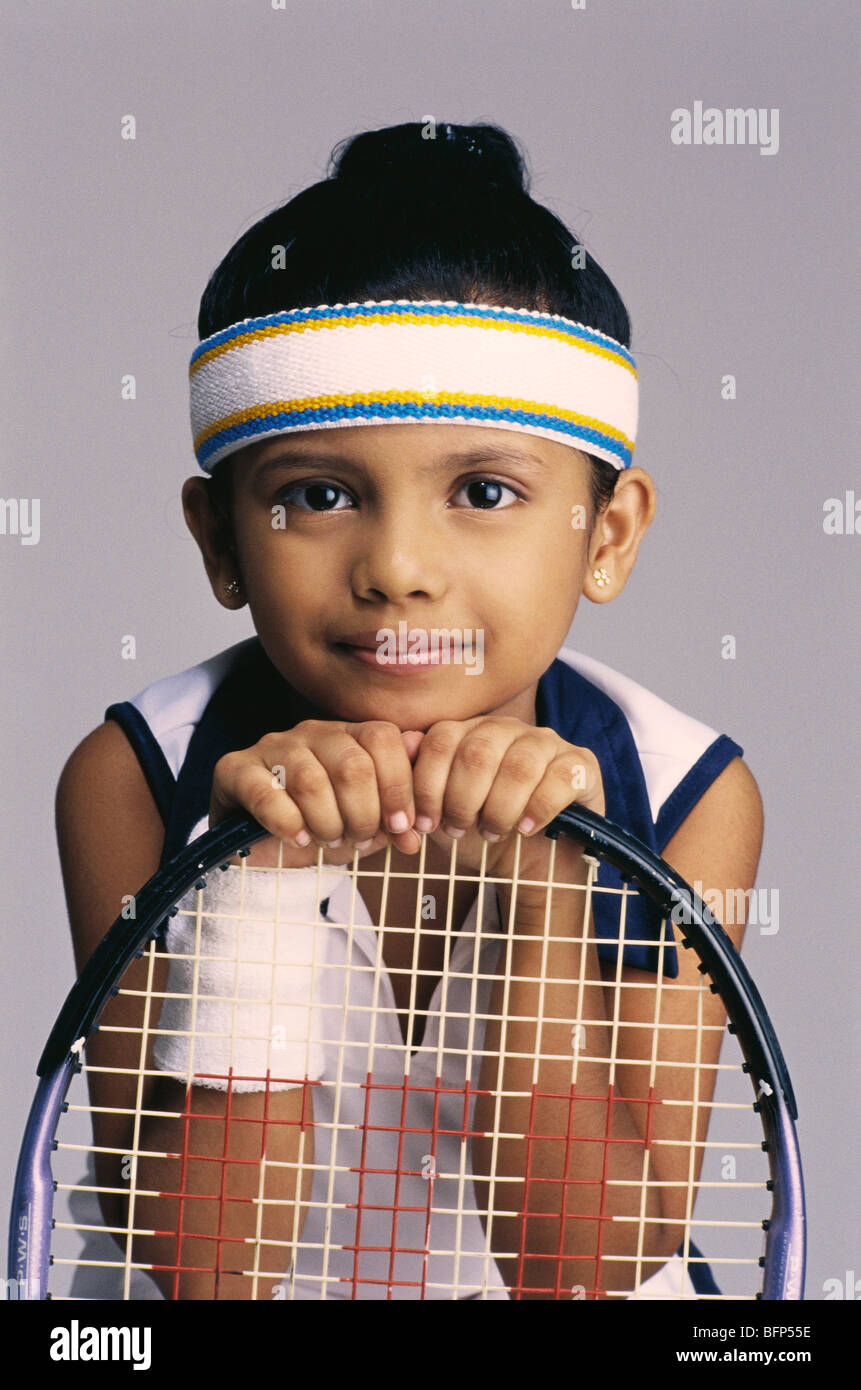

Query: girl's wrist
[495,880,583,938]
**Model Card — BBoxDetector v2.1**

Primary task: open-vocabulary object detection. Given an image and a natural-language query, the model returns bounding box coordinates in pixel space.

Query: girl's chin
[278,652,490,727]
[317,696,475,733]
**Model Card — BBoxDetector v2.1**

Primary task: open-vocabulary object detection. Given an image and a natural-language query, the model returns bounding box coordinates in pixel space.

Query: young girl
[56,120,763,1301]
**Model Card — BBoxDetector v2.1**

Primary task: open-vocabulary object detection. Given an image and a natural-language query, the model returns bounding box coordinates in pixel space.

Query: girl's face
[190,424,622,732]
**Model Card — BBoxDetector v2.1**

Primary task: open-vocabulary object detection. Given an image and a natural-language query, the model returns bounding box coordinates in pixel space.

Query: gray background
[1,0,857,1300]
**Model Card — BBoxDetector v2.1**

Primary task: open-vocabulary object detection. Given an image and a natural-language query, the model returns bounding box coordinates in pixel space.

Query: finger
[507,747,605,834]
[401,729,425,764]
[263,742,346,846]
[466,730,560,838]
[439,721,531,838]
[209,750,318,847]
[298,727,382,846]
[409,720,468,835]
[318,827,392,865]
[346,721,417,838]
[397,732,426,848]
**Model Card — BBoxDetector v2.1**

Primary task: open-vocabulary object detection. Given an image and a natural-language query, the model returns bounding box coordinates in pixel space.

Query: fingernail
[326,838,343,848]
[353,838,374,851]
[388,811,409,832]
[443,824,465,839]
[414,815,434,833]
[517,817,535,835]
[295,830,312,847]
[480,829,501,842]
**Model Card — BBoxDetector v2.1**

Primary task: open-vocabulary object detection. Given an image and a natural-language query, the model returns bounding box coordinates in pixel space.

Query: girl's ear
[584,468,657,603]
[181,477,244,608]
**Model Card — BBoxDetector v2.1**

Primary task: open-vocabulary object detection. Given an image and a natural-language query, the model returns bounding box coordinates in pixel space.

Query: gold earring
[225,579,241,597]
[592,567,611,588]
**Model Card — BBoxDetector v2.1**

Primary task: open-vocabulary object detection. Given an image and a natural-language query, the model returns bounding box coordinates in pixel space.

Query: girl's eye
[453,478,520,510]
[275,476,520,513]
[277,482,354,512]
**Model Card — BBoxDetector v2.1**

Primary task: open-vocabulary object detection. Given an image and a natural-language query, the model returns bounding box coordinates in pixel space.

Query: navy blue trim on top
[104,701,177,826]
[654,734,744,852]
[682,1239,721,1296]
[536,658,679,979]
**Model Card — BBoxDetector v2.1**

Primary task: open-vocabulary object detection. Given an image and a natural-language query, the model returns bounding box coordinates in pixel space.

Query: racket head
[9,806,805,1300]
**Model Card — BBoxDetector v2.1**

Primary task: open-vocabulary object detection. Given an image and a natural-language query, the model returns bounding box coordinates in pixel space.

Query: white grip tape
[152,863,349,1092]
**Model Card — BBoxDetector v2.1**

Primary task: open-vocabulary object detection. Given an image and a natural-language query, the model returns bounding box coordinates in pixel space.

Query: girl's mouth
[335,641,445,675]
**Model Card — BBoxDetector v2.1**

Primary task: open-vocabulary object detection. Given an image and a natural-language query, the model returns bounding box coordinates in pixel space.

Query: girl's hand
[209,719,425,869]
[209,715,604,883]
[409,715,605,882]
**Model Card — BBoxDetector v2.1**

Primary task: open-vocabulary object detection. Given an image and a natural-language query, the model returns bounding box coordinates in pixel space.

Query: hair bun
[331,121,529,197]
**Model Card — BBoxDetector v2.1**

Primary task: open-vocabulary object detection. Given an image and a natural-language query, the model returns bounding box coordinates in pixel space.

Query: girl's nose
[349,511,447,603]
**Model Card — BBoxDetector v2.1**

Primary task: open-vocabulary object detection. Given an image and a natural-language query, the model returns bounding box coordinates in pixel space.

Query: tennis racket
[9,804,805,1300]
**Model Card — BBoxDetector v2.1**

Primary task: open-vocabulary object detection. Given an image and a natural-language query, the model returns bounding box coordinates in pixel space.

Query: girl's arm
[597,756,764,1243]
[55,720,170,1238]
[474,863,667,1299]
[55,722,313,1299]
[473,756,763,1300]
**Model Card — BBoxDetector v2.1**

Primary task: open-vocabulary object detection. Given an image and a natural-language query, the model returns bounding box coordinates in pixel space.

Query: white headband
[189,299,638,473]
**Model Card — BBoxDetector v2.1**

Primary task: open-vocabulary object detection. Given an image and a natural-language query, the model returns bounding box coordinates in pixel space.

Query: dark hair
[201,120,627,529]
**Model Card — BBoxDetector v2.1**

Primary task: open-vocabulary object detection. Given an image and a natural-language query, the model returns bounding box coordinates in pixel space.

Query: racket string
[45,840,772,1300]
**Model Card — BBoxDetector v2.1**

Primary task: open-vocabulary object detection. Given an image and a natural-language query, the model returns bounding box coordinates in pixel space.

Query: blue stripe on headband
[197,398,633,472]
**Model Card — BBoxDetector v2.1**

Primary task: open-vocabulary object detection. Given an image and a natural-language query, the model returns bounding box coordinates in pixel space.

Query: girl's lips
[336,642,444,674]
